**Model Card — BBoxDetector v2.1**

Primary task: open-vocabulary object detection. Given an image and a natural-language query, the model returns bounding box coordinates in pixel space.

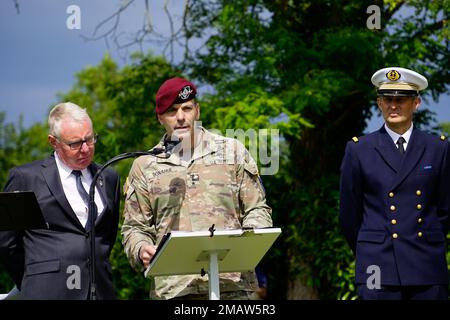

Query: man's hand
[139,244,157,268]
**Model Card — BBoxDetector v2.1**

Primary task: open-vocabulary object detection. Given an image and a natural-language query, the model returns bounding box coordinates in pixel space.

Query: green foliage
[0,113,50,184]
[439,122,450,135]
[283,175,354,299]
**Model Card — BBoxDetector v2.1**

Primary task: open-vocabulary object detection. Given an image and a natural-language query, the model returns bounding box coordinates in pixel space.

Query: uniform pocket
[26,259,60,276]
[415,166,437,176]
[425,231,445,243]
[357,231,386,243]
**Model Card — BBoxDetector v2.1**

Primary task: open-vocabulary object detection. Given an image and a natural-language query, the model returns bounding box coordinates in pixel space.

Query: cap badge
[386,70,401,81]
[179,86,193,100]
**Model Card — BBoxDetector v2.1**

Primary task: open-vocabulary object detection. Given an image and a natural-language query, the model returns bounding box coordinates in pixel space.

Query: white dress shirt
[54,152,104,228]
[384,123,413,152]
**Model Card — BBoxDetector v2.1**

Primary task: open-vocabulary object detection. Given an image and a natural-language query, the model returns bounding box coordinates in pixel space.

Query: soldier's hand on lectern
[139,244,157,268]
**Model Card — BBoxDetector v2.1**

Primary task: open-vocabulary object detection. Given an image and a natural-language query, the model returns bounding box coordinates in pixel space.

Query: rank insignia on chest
[189,173,200,186]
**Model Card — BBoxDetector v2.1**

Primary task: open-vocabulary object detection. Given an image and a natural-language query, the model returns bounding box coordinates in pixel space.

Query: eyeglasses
[56,134,98,150]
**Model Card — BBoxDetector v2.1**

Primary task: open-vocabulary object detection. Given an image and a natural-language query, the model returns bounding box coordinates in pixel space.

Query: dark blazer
[339,126,449,286]
[0,155,120,299]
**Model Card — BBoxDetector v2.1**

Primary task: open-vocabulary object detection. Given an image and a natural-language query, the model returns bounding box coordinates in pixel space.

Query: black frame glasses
[56,134,98,150]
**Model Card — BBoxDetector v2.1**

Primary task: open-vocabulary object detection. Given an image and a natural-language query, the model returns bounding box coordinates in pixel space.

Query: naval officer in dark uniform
[339,67,450,300]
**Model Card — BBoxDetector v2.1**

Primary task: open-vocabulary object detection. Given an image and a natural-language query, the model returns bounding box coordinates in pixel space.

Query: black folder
[0,191,47,231]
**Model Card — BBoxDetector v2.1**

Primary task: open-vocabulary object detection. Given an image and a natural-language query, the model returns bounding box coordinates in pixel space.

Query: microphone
[86,142,177,300]
[163,139,181,158]
[129,138,181,160]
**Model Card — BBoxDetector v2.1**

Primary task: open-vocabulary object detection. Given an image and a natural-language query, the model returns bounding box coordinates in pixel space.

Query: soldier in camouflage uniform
[121,77,272,300]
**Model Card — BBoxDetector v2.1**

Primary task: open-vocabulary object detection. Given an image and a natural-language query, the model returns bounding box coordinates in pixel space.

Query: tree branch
[12,0,20,14]
[182,0,192,62]
[412,19,445,39]
[81,0,193,64]
[384,0,406,22]
[81,0,135,42]
[163,0,175,63]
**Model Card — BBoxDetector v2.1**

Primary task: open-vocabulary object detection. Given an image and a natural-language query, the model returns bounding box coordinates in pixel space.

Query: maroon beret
[155,77,197,114]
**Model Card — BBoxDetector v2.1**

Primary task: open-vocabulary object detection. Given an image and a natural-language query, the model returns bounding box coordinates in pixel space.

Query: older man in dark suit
[0,102,120,299]
[339,67,450,300]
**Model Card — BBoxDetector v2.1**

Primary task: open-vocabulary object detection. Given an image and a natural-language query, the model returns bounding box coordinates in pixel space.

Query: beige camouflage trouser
[171,290,261,300]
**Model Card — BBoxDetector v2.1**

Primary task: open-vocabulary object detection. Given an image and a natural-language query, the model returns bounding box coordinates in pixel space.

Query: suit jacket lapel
[41,156,84,229]
[391,128,426,190]
[374,126,402,173]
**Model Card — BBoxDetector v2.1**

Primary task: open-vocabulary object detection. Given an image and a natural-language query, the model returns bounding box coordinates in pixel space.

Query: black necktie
[396,137,406,155]
[72,170,96,230]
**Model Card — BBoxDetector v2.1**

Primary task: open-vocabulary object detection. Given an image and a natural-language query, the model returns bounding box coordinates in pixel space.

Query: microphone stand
[87,150,165,300]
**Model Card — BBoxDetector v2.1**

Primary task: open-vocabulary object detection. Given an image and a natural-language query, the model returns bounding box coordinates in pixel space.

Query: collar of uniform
[155,127,226,165]
[54,151,90,180]
[384,123,413,145]
[154,137,181,165]
[190,127,229,162]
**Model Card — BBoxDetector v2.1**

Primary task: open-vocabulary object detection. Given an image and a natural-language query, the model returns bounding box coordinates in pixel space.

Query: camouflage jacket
[121,127,273,299]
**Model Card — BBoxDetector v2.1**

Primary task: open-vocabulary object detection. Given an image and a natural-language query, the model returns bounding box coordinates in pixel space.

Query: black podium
[0,191,47,231]
[0,191,46,300]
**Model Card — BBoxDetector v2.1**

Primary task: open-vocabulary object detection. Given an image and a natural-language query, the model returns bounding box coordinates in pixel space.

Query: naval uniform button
[417,232,423,238]
[392,233,398,239]
[416,204,422,210]
[388,192,394,198]
[416,190,421,196]
[391,219,397,225]
[417,217,423,224]
[390,205,396,212]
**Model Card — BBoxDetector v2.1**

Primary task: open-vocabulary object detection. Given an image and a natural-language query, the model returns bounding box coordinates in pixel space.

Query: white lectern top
[145,227,281,278]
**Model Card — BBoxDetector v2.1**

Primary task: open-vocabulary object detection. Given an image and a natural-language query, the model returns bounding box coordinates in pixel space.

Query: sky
[0,0,448,133]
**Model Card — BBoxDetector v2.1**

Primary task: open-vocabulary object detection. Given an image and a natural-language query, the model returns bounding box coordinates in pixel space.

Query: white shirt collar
[54,152,89,179]
[384,123,413,145]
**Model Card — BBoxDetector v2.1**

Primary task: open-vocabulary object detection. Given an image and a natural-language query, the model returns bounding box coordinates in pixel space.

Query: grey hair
[48,102,92,137]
